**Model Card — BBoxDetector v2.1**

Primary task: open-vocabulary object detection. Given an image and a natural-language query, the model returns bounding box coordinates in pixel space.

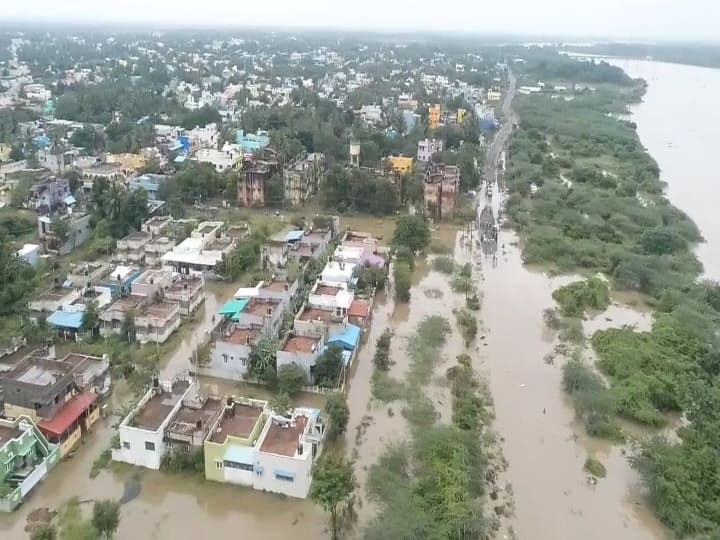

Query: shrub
[552,277,610,317]
[432,256,455,274]
[584,456,607,478]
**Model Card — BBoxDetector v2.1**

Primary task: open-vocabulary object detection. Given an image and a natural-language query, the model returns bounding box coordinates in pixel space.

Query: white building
[161,221,235,275]
[194,147,240,173]
[112,376,197,470]
[320,261,356,285]
[417,138,444,163]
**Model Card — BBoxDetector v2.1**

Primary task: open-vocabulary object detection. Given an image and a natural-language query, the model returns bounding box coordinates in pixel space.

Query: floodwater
[477,228,668,540]
[609,58,720,281]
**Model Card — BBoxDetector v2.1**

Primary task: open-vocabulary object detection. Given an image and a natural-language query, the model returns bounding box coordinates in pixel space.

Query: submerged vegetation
[511,52,720,536]
[365,317,490,539]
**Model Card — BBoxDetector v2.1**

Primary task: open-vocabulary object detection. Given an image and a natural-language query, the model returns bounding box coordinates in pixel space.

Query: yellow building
[429,104,441,129]
[457,108,467,124]
[105,152,147,175]
[388,155,414,176]
[487,90,502,102]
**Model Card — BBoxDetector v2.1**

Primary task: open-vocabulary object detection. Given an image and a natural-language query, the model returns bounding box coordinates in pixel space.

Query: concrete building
[29,287,82,315]
[38,212,92,255]
[128,174,168,200]
[237,156,279,207]
[100,294,146,338]
[236,129,270,154]
[145,236,176,267]
[16,244,39,268]
[112,376,203,470]
[204,400,326,499]
[283,153,325,207]
[387,155,413,176]
[0,416,60,512]
[161,222,235,275]
[423,163,460,221]
[26,178,71,213]
[417,138,444,163]
[276,333,325,379]
[195,147,241,173]
[429,104,441,129]
[117,230,153,264]
[487,90,502,102]
[66,262,110,289]
[164,276,205,317]
[135,302,181,344]
[320,260,357,285]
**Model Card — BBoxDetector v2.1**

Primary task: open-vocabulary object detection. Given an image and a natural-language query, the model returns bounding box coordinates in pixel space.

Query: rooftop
[299,307,334,323]
[283,335,321,354]
[210,402,264,443]
[131,380,191,431]
[121,230,152,242]
[139,302,178,318]
[166,397,223,438]
[35,287,75,303]
[39,393,97,436]
[134,269,170,286]
[0,424,23,447]
[167,276,203,293]
[262,279,292,293]
[6,357,73,387]
[314,284,343,296]
[221,323,263,345]
[244,298,281,317]
[107,294,146,313]
[260,414,308,457]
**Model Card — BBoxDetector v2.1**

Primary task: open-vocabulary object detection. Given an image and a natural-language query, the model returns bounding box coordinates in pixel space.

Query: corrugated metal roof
[39,393,97,436]
[285,230,304,242]
[327,324,362,351]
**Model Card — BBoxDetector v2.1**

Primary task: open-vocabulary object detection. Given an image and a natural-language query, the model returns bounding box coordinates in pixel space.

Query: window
[222,353,228,364]
[223,460,253,472]
[145,441,156,451]
[275,472,295,482]
[241,357,247,367]
[215,461,223,469]
[122,441,130,450]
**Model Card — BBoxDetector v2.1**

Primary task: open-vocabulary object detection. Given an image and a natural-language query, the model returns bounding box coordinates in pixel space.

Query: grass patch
[584,456,607,478]
[552,277,610,317]
[371,371,405,402]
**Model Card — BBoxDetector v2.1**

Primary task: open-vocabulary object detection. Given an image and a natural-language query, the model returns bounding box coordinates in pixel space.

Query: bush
[277,364,308,397]
[372,330,393,371]
[160,448,204,473]
[432,256,455,274]
[584,456,607,478]
[455,309,478,345]
[394,262,412,303]
[429,239,453,254]
[552,277,610,317]
[326,394,350,440]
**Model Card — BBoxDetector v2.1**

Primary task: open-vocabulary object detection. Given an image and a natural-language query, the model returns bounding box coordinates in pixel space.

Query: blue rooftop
[47,310,84,330]
[285,230,304,242]
[327,324,362,352]
[219,299,249,321]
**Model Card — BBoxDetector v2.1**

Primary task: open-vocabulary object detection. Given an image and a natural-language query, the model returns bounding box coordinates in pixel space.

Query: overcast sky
[1,0,718,42]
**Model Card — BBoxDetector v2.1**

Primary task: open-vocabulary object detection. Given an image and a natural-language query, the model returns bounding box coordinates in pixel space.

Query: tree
[325,394,349,441]
[393,262,412,303]
[51,217,70,247]
[270,391,292,416]
[0,234,36,316]
[9,145,24,161]
[314,346,344,388]
[392,215,430,253]
[92,499,120,539]
[248,335,279,382]
[30,524,56,540]
[310,456,356,540]
[277,364,308,397]
[120,311,136,343]
[82,300,101,339]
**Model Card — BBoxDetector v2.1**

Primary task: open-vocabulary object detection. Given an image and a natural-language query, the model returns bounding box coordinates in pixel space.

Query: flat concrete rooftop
[209,402,264,443]
[131,380,191,431]
[260,414,308,457]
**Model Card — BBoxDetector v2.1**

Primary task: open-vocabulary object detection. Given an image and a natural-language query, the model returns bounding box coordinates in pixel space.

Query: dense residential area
[0,20,718,540]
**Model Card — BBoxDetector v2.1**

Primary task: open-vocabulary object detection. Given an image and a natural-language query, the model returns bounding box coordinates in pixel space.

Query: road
[483,68,517,189]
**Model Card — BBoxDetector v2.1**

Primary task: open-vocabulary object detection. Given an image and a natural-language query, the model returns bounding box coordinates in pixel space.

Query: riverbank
[502,51,720,538]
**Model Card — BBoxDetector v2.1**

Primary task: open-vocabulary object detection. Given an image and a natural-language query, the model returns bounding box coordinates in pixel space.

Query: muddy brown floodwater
[477,229,669,540]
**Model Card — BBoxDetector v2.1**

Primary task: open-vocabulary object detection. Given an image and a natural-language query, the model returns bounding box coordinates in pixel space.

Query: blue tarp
[285,230,304,242]
[219,299,248,316]
[327,324,361,351]
[64,195,76,205]
[47,310,84,330]
[224,445,255,466]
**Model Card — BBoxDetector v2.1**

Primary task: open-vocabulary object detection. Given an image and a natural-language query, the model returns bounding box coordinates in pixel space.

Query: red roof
[348,299,370,318]
[39,393,97,436]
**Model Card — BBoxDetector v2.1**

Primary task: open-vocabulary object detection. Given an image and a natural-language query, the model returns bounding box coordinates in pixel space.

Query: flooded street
[477,229,667,540]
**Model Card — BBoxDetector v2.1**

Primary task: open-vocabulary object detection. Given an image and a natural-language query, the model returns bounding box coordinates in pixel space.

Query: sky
[1,0,719,42]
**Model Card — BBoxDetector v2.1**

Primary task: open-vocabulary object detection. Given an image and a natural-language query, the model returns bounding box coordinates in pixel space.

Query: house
[261,237,290,269]
[276,333,324,379]
[145,236,176,267]
[236,129,270,154]
[165,276,205,317]
[16,244,39,267]
[0,353,101,457]
[403,110,419,131]
[100,294,146,338]
[233,278,298,306]
[112,375,198,470]
[203,319,264,381]
[333,244,366,266]
[66,262,110,289]
[128,174,168,200]
[283,153,325,207]
[26,178,71,213]
[237,156,279,207]
[348,299,371,328]
[387,155,413,176]
[429,104,441,129]
[417,138,444,163]
[321,260,357,285]
[423,163,460,221]
[38,212,92,255]
[143,216,172,237]
[98,264,143,297]
[295,228,332,262]
[487,90,502,102]
[204,400,326,499]
[135,302,181,344]
[195,147,241,173]
[0,416,60,512]
[161,221,235,275]
[203,397,268,487]
[29,287,81,315]
[117,230,153,264]
[359,105,383,126]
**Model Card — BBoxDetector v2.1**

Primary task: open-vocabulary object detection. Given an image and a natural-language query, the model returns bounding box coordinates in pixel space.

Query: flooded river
[609,58,720,281]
